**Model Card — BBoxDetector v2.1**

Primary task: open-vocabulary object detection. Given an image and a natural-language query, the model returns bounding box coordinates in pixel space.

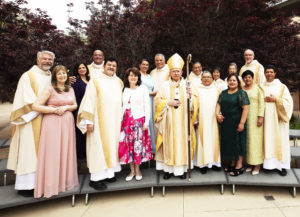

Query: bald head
[244,49,255,64]
[92,50,105,65]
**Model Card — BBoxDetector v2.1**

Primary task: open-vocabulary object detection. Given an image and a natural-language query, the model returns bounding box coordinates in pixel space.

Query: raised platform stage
[0,174,85,209]
[1,168,300,209]
[80,168,158,205]
[1,133,300,209]
[157,169,227,196]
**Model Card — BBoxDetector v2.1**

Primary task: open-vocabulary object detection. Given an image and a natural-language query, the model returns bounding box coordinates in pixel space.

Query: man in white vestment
[189,62,203,88]
[262,65,293,176]
[154,53,198,180]
[194,71,221,174]
[7,50,55,197]
[77,57,123,190]
[150,53,169,91]
[239,49,266,86]
[87,50,105,78]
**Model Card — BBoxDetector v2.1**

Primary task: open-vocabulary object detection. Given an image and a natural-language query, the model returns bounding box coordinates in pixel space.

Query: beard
[40,64,52,71]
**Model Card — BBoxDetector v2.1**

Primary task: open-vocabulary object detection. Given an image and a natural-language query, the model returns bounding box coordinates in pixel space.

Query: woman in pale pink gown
[33,65,78,198]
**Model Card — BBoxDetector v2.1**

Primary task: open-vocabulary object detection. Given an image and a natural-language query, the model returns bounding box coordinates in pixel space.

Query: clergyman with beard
[7,50,55,197]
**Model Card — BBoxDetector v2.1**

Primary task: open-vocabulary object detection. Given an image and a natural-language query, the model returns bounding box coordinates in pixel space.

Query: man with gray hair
[239,49,266,85]
[7,50,55,197]
[150,53,169,91]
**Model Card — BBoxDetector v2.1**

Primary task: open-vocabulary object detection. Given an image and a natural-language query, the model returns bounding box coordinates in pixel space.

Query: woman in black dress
[72,63,90,160]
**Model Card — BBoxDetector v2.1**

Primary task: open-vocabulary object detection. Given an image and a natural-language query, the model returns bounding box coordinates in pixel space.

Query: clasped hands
[265,94,276,103]
[50,105,68,116]
[216,114,245,132]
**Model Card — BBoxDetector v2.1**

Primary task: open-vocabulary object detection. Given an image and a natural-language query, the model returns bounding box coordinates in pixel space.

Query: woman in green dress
[216,74,250,176]
[242,70,265,175]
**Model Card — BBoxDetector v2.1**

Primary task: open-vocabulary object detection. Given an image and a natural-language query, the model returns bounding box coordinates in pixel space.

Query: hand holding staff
[186,54,192,181]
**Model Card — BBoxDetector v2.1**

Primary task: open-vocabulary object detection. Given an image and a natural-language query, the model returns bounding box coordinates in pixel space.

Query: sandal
[224,165,234,173]
[230,168,244,176]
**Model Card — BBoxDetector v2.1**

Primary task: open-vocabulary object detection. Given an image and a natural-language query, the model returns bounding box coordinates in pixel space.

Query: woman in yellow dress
[242,70,265,175]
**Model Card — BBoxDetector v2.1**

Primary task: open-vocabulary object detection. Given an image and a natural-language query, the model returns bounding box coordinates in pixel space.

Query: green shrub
[290,115,300,129]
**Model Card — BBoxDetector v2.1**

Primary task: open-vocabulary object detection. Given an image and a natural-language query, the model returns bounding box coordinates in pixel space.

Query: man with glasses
[194,71,221,174]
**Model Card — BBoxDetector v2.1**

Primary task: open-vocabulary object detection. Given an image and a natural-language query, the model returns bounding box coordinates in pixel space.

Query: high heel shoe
[230,167,245,176]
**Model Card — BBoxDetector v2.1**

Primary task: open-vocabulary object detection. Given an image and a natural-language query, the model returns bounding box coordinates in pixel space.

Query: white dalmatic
[194,83,221,168]
[262,79,293,170]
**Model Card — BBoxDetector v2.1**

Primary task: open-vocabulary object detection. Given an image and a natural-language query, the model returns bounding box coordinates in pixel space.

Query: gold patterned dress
[244,85,265,165]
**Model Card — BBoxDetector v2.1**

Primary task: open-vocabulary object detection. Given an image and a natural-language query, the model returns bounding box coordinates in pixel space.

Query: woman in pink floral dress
[119,67,153,181]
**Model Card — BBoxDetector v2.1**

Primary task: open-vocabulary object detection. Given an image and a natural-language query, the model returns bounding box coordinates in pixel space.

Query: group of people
[7,48,293,199]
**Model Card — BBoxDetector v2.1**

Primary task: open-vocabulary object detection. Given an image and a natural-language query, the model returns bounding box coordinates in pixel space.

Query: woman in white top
[213,66,227,91]
[139,59,157,153]
[119,67,153,181]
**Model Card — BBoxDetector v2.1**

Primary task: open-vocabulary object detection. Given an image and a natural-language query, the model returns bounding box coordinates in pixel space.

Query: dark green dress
[218,89,250,161]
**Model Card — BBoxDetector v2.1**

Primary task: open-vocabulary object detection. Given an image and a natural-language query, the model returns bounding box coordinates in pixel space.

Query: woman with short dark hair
[213,66,226,91]
[242,70,265,175]
[216,74,250,176]
[119,67,153,181]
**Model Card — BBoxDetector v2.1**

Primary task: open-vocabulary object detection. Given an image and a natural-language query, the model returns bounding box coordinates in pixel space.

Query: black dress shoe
[18,190,34,197]
[105,177,117,183]
[211,166,221,171]
[163,172,172,180]
[179,173,186,179]
[199,167,208,174]
[277,169,287,176]
[89,180,107,190]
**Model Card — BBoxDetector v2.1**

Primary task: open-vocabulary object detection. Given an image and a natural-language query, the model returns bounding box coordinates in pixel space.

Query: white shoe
[126,174,135,181]
[246,167,253,172]
[135,175,142,181]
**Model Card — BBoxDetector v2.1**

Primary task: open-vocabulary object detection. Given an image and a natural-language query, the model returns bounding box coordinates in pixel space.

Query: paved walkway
[0,185,300,217]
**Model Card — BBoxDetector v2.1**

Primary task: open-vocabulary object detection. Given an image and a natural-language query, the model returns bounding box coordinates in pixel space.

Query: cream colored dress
[244,85,265,165]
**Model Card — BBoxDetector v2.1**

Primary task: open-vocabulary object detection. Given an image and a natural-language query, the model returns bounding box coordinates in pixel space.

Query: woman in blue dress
[72,63,89,160]
[139,59,157,154]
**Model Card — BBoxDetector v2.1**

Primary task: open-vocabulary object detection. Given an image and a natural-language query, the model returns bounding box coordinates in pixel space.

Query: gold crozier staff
[186,54,192,181]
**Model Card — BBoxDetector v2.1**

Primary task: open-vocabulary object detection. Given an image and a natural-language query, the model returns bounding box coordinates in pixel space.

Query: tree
[80,0,299,89]
[0,0,86,102]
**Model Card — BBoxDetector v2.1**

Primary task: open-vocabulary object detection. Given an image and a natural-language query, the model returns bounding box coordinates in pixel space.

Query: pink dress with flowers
[119,86,153,165]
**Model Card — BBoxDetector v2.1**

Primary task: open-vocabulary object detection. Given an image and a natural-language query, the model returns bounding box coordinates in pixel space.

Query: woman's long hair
[51,65,70,93]
[73,63,90,81]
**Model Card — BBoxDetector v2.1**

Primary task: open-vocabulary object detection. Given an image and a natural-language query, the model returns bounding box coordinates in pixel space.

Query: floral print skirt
[119,108,153,165]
